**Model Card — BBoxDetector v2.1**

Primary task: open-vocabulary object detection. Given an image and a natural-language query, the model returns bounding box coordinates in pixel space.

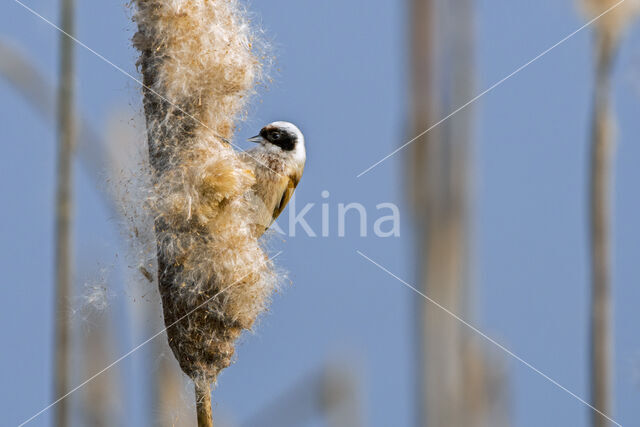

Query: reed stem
[195,381,213,427]
[589,29,617,427]
[54,0,75,425]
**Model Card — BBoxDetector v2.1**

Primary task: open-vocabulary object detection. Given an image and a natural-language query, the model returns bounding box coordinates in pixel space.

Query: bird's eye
[270,131,282,141]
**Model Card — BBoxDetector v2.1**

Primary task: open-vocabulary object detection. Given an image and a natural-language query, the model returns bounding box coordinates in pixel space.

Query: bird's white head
[248,121,306,165]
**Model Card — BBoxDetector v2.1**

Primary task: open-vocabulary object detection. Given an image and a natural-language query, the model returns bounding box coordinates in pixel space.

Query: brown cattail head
[132,0,277,382]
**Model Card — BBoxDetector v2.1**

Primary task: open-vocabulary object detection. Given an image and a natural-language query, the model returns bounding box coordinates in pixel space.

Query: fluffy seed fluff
[132,0,277,382]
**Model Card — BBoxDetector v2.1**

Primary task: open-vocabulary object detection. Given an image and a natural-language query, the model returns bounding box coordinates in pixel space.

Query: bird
[241,121,306,237]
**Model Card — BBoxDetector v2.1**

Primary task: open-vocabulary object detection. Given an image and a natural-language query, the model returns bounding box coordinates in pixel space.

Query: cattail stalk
[132,1,276,424]
[53,0,75,425]
[408,2,441,425]
[578,1,639,424]
[409,0,505,426]
[589,26,617,427]
[195,381,213,427]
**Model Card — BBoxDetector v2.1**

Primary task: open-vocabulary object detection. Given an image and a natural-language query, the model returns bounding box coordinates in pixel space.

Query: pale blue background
[1,0,640,426]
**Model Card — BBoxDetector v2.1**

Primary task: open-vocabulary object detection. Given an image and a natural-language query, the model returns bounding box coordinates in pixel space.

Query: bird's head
[248,121,305,162]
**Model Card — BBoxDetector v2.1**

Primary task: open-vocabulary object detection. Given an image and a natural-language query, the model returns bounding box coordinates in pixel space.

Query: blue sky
[1,0,640,426]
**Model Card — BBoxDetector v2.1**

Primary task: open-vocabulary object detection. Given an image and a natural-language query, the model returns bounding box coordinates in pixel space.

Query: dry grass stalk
[409,0,507,425]
[53,0,76,425]
[194,380,213,427]
[131,0,276,423]
[578,1,638,425]
[589,29,616,427]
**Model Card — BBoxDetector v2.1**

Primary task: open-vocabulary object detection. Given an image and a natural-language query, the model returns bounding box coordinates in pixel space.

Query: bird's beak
[248,135,264,143]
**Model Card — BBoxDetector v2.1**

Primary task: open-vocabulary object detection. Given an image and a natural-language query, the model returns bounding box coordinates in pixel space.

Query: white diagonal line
[356,250,622,427]
[356,0,626,178]
[18,251,283,426]
[11,0,283,177]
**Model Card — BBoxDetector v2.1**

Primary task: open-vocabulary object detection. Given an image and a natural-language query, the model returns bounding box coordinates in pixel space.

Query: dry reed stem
[131,2,277,424]
[589,28,617,427]
[194,380,213,427]
[409,0,504,425]
[53,0,75,425]
[578,1,638,425]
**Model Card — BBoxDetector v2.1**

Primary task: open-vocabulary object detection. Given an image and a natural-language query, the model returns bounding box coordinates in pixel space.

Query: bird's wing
[271,173,300,222]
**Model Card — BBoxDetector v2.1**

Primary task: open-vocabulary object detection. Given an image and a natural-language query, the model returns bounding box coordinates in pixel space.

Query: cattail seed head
[133,0,277,383]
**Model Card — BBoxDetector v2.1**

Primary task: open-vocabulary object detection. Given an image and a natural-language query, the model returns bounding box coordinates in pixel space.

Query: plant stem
[589,29,616,427]
[54,0,75,426]
[195,380,213,427]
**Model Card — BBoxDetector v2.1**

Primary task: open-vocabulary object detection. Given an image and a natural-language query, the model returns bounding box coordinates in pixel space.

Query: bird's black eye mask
[260,127,296,151]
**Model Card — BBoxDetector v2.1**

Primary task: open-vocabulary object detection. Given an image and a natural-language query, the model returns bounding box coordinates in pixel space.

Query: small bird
[242,121,306,236]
